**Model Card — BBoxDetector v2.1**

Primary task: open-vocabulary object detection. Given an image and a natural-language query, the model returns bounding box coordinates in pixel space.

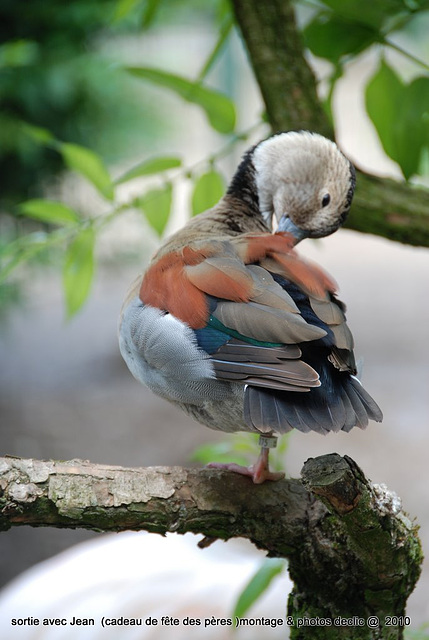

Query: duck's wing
[138,232,382,434]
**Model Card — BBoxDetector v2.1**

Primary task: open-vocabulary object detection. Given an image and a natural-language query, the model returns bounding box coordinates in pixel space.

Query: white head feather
[252,131,355,240]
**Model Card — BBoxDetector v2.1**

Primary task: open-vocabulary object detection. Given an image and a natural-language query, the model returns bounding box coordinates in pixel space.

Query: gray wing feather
[330,322,355,351]
[243,376,382,435]
[244,388,292,434]
[213,301,326,344]
[213,341,302,360]
[348,377,383,423]
[310,296,356,370]
[212,339,320,392]
[247,265,299,313]
[344,382,370,428]
[309,298,345,325]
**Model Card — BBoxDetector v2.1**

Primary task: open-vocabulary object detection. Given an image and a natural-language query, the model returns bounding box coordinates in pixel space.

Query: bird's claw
[206,460,284,485]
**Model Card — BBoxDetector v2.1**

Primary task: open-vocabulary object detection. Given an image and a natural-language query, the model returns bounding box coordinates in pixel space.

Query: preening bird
[119,131,382,483]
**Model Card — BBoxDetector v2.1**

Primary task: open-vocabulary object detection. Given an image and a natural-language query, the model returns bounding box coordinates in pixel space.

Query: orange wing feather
[140,232,336,329]
[140,251,209,328]
[270,252,337,299]
[234,232,336,298]
[232,232,296,263]
[185,260,253,302]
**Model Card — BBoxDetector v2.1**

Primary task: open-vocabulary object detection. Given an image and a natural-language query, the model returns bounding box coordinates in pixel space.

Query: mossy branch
[0,454,422,638]
[230,0,332,137]
[348,171,429,247]
[231,0,429,248]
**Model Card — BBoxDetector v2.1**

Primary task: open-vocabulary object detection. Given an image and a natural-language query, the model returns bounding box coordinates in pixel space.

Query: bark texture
[231,0,429,248]
[231,0,332,138]
[0,454,422,639]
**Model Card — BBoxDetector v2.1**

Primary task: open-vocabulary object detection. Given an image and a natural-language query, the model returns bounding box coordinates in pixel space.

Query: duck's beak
[277,214,309,244]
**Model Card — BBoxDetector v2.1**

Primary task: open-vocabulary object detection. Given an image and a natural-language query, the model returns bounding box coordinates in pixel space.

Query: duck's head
[231,131,356,243]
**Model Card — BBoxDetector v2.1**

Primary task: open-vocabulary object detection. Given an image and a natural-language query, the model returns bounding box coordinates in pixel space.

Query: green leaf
[233,559,286,619]
[366,62,429,178]
[0,228,72,283]
[0,232,47,262]
[141,0,162,28]
[197,16,234,82]
[0,232,49,284]
[399,76,429,178]
[191,433,260,467]
[115,156,181,185]
[191,442,250,467]
[60,143,114,201]
[112,0,142,22]
[126,67,236,134]
[419,146,429,177]
[0,39,39,69]
[19,199,80,226]
[271,432,291,471]
[365,60,404,161]
[63,228,95,318]
[191,170,225,216]
[304,13,379,62]
[138,184,172,235]
[21,122,56,146]
[318,0,407,29]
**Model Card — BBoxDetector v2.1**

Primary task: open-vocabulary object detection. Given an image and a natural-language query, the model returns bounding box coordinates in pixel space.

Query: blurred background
[0,0,428,636]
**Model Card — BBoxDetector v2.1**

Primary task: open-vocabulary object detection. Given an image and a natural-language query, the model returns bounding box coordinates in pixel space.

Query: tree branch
[231,0,429,248]
[231,0,332,137]
[0,455,422,638]
[348,171,429,247]
[0,456,309,554]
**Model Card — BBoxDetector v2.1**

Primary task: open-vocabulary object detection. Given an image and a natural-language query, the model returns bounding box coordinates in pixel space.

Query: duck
[119,131,383,484]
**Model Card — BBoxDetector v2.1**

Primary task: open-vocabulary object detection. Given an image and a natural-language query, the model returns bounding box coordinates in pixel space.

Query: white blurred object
[0,532,290,639]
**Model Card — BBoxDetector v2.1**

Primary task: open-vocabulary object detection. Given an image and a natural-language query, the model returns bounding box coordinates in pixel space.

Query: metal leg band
[258,435,278,449]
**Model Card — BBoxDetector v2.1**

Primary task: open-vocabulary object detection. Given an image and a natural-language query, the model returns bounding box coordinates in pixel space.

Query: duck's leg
[207,435,284,484]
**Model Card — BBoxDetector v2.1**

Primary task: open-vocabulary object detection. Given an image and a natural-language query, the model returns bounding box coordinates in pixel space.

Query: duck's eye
[322,193,331,207]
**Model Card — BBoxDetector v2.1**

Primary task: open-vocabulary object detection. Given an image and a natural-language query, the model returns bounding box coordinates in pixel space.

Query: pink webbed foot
[207,437,284,485]
[207,460,284,484]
